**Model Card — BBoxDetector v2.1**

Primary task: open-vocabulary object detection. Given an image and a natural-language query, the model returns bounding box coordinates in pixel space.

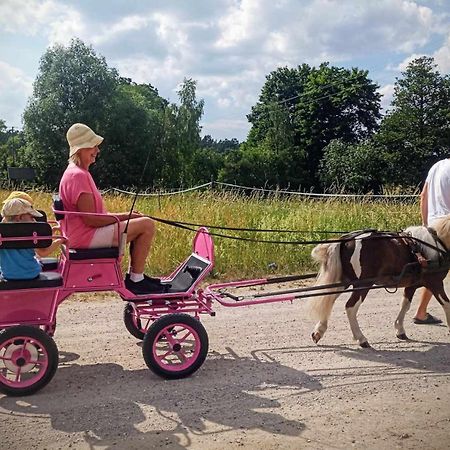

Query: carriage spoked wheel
[123,303,148,340]
[0,326,59,396]
[142,313,208,379]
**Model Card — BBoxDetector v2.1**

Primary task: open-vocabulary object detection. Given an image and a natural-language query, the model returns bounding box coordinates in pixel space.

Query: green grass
[1,189,420,279]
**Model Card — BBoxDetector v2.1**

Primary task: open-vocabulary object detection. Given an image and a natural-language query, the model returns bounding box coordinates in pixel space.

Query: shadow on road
[0,348,317,448]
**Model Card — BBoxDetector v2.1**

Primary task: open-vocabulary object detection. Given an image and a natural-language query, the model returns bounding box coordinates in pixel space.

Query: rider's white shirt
[426,158,450,224]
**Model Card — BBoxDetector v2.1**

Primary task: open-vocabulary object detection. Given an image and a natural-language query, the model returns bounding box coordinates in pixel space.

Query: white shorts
[89,223,120,248]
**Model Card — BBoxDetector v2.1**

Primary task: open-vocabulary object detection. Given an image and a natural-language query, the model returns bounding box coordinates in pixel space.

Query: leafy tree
[200,135,240,153]
[22,38,119,187]
[0,122,26,186]
[246,63,382,188]
[93,81,167,188]
[189,147,225,184]
[218,142,274,187]
[319,139,385,193]
[175,78,205,185]
[377,56,450,187]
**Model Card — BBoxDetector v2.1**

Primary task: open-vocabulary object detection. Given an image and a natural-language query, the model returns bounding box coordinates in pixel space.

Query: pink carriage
[0,207,215,396]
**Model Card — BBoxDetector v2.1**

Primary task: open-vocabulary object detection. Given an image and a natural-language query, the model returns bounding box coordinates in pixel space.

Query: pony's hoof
[397,333,409,341]
[311,332,321,344]
[360,341,371,348]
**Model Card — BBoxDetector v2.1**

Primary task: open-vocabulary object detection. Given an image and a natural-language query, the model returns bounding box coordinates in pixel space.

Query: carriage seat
[0,222,63,289]
[40,257,59,271]
[64,246,119,260]
[0,272,63,290]
[53,196,120,260]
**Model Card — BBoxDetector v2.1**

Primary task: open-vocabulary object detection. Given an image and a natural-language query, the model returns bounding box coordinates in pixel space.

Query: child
[0,198,63,280]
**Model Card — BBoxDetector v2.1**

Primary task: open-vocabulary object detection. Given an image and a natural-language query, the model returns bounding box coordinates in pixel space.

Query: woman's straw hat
[66,123,104,156]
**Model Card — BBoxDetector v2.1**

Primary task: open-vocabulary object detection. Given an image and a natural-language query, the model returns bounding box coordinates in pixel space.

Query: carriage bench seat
[0,272,63,290]
[40,257,59,271]
[65,246,119,260]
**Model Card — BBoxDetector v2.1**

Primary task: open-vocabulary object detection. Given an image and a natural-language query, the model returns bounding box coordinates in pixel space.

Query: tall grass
[1,189,419,279]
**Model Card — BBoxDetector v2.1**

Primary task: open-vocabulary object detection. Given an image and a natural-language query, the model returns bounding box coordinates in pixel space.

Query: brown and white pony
[308,217,450,347]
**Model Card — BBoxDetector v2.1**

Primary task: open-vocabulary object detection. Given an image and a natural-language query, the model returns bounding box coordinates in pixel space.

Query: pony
[308,217,450,348]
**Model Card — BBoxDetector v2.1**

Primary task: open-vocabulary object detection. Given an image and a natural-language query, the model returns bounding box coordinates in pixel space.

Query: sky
[0,0,449,142]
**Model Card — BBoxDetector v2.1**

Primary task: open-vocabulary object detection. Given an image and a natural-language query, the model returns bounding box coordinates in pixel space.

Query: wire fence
[102,181,419,200]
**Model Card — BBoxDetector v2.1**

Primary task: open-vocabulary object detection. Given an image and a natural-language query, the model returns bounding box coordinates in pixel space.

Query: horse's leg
[394,286,416,340]
[345,289,370,348]
[312,319,328,344]
[311,287,346,344]
[426,279,450,329]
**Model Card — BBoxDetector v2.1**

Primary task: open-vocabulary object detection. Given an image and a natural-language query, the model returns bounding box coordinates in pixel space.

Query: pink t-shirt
[59,163,107,248]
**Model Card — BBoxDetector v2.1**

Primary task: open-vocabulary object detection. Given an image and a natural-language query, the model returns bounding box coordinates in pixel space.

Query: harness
[400,227,449,269]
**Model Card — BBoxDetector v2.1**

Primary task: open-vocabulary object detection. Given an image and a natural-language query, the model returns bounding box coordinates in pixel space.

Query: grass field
[1,189,420,279]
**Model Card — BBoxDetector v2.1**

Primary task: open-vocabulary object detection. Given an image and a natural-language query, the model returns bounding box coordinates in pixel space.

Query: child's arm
[36,239,64,257]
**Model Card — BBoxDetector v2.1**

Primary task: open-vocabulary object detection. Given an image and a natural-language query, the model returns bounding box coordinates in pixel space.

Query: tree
[0,122,25,185]
[175,78,205,185]
[319,139,385,193]
[22,39,119,187]
[377,56,450,187]
[93,81,167,188]
[218,142,274,187]
[245,63,382,189]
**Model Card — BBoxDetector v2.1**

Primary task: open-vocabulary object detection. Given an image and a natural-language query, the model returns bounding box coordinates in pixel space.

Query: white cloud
[0,61,33,128]
[0,0,83,42]
[92,16,150,46]
[433,33,450,72]
[388,30,450,74]
[202,118,250,140]
[379,84,395,112]
[0,0,449,139]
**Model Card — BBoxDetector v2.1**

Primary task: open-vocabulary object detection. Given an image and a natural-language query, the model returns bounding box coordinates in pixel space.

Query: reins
[146,214,449,255]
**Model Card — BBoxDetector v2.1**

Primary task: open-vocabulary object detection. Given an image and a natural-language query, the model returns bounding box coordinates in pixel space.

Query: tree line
[0,38,449,192]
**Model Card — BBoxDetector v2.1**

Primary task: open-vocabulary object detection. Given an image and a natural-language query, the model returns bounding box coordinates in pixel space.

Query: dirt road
[1,282,449,449]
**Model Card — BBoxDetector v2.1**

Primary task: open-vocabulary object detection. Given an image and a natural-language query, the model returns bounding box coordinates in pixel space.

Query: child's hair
[2,191,34,205]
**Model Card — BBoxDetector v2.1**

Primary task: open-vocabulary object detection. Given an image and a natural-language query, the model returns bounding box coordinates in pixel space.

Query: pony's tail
[308,242,343,322]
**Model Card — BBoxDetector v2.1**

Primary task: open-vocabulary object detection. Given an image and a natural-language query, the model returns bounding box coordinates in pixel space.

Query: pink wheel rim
[0,336,49,388]
[152,323,201,372]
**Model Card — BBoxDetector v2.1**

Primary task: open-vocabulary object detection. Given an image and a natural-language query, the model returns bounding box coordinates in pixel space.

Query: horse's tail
[308,242,343,322]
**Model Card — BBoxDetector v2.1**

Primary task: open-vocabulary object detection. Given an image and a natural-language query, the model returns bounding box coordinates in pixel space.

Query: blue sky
[0,0,449,141]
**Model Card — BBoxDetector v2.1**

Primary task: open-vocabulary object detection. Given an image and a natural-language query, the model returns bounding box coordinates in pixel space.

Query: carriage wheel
[142,313,208,379]
[0,326,59,396]
[123,303,147,340]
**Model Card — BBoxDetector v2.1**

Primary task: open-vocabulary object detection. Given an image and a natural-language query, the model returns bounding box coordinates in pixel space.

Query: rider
[58,123,165,295]
[413,159,449,325]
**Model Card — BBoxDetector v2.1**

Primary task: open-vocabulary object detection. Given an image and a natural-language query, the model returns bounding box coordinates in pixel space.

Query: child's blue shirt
[0,248,41,280]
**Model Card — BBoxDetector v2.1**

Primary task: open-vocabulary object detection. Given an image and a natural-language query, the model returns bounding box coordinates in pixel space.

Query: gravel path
[1,280,449,449]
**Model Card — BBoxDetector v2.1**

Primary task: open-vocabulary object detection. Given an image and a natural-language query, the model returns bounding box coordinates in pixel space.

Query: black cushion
[0,271,63,290]
[67,246,119,260]
[0,222,52,249]
[40,257,59,271]
[52,196,65,221]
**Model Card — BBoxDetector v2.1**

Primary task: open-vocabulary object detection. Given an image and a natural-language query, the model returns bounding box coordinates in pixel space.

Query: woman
[59,123,164,295]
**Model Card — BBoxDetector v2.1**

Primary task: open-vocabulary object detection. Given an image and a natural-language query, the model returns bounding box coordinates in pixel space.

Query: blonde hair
[68,151,81,166]
[2,191,33,205]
